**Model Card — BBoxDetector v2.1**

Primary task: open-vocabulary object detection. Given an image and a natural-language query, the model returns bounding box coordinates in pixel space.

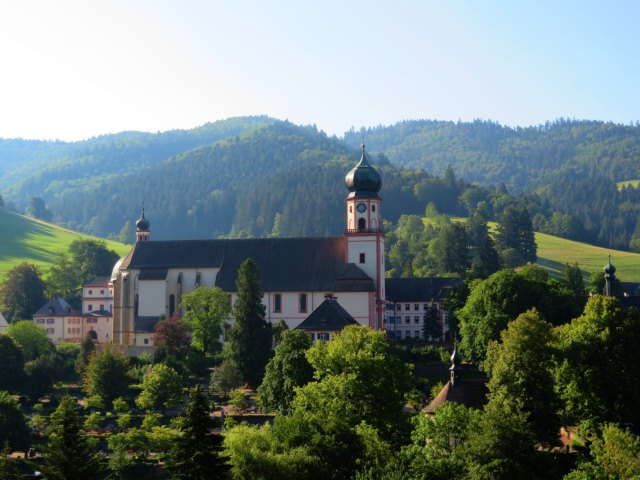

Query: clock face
[356,202,367,213]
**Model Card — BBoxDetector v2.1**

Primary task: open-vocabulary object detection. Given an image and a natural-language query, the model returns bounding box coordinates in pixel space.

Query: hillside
[0,208,129,281]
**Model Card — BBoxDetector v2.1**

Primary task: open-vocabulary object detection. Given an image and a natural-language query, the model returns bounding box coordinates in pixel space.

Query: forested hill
[343,119,640,191]
[48,121,456,240]
[344,119,640,249]
[0,116,276,203]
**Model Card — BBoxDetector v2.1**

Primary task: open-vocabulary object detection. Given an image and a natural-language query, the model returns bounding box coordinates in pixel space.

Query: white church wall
[138,280,166,317]
[333,292,371,326]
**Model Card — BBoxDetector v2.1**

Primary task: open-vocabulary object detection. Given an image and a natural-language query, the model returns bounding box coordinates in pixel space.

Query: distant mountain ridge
[2,117,640,250]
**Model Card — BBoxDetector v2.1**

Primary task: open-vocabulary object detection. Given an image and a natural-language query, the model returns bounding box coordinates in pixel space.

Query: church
[110,146,455,347]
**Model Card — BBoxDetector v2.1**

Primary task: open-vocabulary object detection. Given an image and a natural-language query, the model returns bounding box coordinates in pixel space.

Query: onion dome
[604,255,616,275]
[344,144,382,198]
[136,209,150,231]
[450,345,462,369]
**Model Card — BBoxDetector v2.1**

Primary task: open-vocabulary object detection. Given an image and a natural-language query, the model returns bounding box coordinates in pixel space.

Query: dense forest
[2,117,640,249]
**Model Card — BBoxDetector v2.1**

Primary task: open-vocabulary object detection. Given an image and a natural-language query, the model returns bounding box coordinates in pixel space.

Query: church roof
[385,277,463,303]
[120,237,375,293]
[296,297,359,331]
[136,316,160,333]
[84,276,111,287]
[423,378,488,414]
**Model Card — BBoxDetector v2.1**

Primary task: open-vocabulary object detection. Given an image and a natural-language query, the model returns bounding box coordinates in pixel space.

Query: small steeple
[604,255,616,296]
[135,205,151,242]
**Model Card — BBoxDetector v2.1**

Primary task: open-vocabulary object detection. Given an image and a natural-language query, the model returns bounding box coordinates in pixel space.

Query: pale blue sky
[0,0,638,140]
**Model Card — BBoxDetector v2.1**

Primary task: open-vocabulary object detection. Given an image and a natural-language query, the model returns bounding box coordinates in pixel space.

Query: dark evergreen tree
[229,259,272,388]
[43,396,101,480]
[432,222,470,275]
[0,391,30,453]
[561,262,586,298]
[27,196,53,222]
[167,385,229,480]
[0,335,25,392]
[0,263,46,322]
[75,333,96,376]
[422,304,441,342]
[495,206,537,264]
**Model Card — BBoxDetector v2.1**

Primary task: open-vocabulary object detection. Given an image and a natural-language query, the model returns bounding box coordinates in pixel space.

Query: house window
[318,333,330,341]
[88,305,93,312]
[388,316,395,324]
[414,316,420,324]
[405,304,410,311]
[405,330,410,339]
[359,253,365,264]
[89,290,93,295]
[100,304,104,311]
[299,293,307,313]
[415,330,420,338]
[100,290,104,294]
[47,318,55,324]
[396,304,401,311]
[144,338,149,345]
[309,333,315,341]
[405,316,410,324]
[414,304,419,311]
[274,294,282,313]
[46,328,54,334]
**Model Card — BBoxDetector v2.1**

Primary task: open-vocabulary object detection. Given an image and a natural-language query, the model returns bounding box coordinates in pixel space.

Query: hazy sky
[0,0,638,141]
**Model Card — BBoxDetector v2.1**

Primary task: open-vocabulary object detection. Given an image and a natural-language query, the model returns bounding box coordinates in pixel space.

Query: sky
[0,0,638,141]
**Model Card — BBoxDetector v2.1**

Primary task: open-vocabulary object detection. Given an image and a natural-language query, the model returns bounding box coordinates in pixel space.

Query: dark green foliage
[167,385,229,480]
[68,238,120,283]
[0,263,46,322]
[75,333,95,376]
[554,296,640,428]
[587,270,624,295]
[432,222,470,275]
[229,259,272,388]
[83,345,130,407]
[27,196,53,221]
[258,329,313,414]
[209,358,243,399]
[136,364,183,412]
[484,310,561,446]
[458,267,581,363]
[180,287,229,357]
[561,262,586,298]
[422,304,441,342]
[43,396,101,480]
[6,320,53,361]
[0,335,25,392]
[0,391,30,452]
[23,353,63,400]
[495,206,537,264]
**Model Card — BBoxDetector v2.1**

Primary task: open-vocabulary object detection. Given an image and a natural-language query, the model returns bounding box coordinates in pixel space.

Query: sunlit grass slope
[617,179,640,190]
[0,208,130,281]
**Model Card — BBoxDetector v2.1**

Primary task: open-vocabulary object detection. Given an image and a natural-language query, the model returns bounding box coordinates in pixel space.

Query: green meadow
[617,179,640,190]
[0,208,130,281]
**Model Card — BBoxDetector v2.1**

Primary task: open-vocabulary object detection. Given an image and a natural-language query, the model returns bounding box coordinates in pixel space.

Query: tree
[45,254,81,302]
[431,222,470,275]
[136,364,183,412]
[495,206,537,264]
[6,320,53,361]
[0,262,46,322]
[229,259,272,388]
[565,424,640,480]
[153,313,192,358]
[0,335,25,392]
[484,310,560,446]
[587,270,624,296]
[561,262,586,298]
[27,196,53,222]
[117,221,133,244]
[75,333,96,376]
[181,287,229,357]
[0,391,30,453]
[258,329,313,414]
[84,345,130,407]
[166,385,229,480]
[42,396,101,480]
[554,295,640,428]
[401,402,481,480]
[209,358,243,399]
[68,239,120,284]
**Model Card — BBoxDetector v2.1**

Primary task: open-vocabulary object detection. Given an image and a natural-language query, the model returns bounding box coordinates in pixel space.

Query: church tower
[344,144,385,329]
[135,208,151,242]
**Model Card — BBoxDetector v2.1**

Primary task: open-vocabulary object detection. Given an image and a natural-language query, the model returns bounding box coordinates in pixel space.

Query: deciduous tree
[136,364,183,412]
[84,345,130,407]
[258,329,313,414]
[209,358,243,399]
[153,313,191,358]
[0,263,46,322]
[181,287,229,357]
[0,335,25,392]
[6,320,53,361]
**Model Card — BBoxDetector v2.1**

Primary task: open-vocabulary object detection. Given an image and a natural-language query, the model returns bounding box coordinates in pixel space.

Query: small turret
[135,207,151,242]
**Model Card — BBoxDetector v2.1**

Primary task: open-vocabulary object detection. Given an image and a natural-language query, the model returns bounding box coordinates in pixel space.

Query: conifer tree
[229,259,272,388]
[43,396,101,480]
[167,385,228,480]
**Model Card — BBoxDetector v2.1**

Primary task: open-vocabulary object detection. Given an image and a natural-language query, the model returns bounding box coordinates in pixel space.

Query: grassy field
[535,231,640,282]
[616,179,640,190]
[0,208,130,281]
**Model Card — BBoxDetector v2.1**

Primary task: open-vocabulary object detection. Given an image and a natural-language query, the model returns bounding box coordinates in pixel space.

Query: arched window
[358,218,366,231]
[88,330,97,341]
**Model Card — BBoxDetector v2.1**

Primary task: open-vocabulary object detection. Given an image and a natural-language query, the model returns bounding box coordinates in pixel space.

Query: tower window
[372,205,376,212]
[299,293,308,313]
[274,294,282,313]
[358,218,366,231]
[169,294,175,316]
[359,253,365,264]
